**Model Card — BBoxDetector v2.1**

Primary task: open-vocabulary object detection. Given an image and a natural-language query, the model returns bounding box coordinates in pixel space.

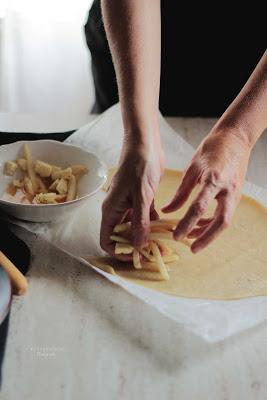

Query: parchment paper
[9,104,267,342]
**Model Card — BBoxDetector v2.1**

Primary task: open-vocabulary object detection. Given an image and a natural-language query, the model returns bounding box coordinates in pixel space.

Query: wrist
[121,127,165,172]
[124,127,161,150]
[212,117,254,151]
[123,114,161,152]
[121,101,160,140]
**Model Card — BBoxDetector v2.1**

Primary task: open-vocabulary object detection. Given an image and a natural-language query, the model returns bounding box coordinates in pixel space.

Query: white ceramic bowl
[0,140,107,222]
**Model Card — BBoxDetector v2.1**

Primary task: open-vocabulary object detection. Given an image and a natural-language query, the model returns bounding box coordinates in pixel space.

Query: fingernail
[173,225,185,241]
[191,243,200,253]
[173,231,184,241]
[161,204,171,212]
[132,236,146,248]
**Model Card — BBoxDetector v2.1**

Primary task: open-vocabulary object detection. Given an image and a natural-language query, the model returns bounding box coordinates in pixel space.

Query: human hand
[100,136,165,259]
[162,126,251,253]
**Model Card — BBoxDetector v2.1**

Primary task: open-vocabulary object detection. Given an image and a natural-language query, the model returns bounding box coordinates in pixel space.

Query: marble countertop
[1,113,267,400]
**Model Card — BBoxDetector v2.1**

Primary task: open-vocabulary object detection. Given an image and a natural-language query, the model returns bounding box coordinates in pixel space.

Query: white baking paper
[8,103,267,342]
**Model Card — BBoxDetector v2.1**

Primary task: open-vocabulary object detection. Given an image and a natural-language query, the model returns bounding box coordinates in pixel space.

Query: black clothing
[85,1,266,117]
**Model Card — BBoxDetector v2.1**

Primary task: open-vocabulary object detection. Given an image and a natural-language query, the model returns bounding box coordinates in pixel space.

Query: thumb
[161,164,198,213]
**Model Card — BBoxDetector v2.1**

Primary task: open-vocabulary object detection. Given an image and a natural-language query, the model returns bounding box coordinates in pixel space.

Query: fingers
[191,192,235,253]
[121,209,133,223]
[187,226,208,238]
[161,164,199,213]
[173,182,218,240]
[131,191,152,248]
[196,217,213,227]
[100,191,129,257]
[101,190,158,257]
[117,200,158,224]
[187,218,213,238]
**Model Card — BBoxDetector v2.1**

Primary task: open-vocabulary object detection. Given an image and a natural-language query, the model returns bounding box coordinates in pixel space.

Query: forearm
[101,0,161,146]
[217,50,267,148]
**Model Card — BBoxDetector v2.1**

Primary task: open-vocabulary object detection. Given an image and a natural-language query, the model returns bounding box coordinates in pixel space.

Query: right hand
[162,125,251,253]
[100,137,165,260]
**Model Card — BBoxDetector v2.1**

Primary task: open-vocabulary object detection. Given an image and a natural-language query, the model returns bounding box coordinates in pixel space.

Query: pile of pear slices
[109,219,190,281]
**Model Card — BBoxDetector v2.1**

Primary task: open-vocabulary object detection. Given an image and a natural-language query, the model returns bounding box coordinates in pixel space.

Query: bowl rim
[0,139,107,208]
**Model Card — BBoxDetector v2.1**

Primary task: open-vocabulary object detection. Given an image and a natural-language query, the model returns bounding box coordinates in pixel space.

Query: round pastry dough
[96,169,267,300]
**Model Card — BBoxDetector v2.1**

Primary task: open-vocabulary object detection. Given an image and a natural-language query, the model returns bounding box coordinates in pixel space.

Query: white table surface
[1,112,267,400]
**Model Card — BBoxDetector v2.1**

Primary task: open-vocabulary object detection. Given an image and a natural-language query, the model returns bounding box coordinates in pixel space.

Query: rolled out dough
[93,169,267,300]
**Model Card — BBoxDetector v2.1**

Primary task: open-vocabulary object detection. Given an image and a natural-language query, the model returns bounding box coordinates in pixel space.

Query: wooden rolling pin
[0,251,28,295]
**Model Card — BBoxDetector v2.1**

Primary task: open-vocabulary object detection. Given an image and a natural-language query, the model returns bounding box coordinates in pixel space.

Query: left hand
[162,126,251,253]
[100,132,165,260]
